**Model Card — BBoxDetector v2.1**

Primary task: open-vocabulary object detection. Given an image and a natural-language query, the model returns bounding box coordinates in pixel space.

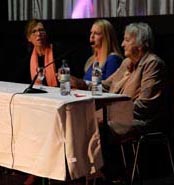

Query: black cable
[9,92,23,168]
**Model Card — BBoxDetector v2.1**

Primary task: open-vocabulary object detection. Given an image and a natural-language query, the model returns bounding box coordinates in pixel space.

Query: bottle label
[60,74,70,82]
[92,76,101,84]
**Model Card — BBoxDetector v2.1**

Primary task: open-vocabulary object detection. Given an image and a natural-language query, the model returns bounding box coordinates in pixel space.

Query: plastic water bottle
[59,60,71,95]
[91,61,102,96]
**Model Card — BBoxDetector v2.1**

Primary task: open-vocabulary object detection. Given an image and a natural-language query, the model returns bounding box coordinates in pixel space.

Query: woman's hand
[70,75,88,90]
[70,75,80,89]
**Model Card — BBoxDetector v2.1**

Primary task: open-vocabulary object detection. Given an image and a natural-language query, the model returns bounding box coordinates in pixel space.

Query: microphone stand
[23,71,47,93]
[23,60,57,93]
[23,46,79,94]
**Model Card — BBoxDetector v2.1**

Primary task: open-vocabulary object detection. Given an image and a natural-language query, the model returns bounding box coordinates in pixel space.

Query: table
[0,81,133,180]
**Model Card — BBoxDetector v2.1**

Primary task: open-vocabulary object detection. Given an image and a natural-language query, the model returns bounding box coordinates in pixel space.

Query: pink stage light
[72,0,94,18]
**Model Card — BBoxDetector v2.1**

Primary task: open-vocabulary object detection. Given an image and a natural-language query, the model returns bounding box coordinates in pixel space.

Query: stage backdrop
[8,0,174,20]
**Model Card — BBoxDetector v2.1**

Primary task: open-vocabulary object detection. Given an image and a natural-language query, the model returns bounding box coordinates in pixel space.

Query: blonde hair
[85,19,122,72]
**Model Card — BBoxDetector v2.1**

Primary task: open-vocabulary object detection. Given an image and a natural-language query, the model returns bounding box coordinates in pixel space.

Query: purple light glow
[72,0,94,19]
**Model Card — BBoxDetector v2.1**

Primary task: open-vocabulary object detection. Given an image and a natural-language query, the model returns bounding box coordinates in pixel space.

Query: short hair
[125,22,154,50]
[25,19,48,39]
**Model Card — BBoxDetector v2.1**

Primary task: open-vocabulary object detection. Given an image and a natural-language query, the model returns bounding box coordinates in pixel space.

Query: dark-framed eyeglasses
[31,28,46,35]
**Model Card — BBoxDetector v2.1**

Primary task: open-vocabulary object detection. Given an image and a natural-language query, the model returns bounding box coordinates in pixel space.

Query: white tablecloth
[0,81,133,180]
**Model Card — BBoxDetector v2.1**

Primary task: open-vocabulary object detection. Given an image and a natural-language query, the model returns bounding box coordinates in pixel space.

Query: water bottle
[91,61,102,96]
[59,59,71,95]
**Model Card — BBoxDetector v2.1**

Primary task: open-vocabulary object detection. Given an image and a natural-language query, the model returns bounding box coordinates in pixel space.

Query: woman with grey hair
[103,22,167,134]
[99,22,167,183]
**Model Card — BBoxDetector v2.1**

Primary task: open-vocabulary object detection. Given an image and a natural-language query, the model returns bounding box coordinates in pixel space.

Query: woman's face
[28,22,47,47]
[121,32,140,59]
[89,24,103,49]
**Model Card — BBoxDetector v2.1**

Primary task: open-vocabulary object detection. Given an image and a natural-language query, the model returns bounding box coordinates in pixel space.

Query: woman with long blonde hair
[71,19,123,89]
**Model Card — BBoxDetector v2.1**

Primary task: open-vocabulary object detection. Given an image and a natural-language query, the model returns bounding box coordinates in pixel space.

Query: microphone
[23,47,78,93]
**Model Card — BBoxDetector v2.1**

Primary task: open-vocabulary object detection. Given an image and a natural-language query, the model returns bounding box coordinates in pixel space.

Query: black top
[38,55,44,68]
[13,43,65,84]
[12,41,91,84]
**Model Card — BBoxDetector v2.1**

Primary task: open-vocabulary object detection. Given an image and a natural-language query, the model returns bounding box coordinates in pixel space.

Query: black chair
[120,132,174,185]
